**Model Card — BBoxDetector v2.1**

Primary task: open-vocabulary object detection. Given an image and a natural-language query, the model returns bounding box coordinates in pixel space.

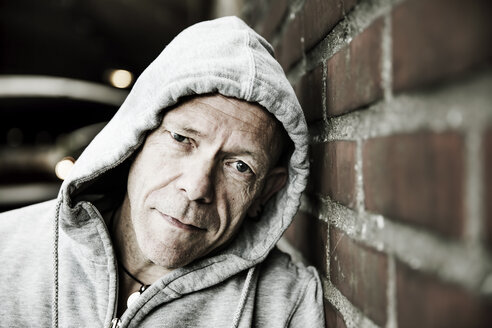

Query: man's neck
[110,197,172,314]
[112,197,172,280]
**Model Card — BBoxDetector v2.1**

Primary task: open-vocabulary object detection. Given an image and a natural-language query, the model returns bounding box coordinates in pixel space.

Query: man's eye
[171,132,190,144]
[235,161,251,173]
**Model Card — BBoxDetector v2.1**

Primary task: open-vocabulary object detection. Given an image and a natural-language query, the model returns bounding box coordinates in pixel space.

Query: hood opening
[59,16,310,269]
[69,157,132,214]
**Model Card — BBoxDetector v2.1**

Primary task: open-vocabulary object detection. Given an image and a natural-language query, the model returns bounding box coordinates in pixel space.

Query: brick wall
[240,0,492,327]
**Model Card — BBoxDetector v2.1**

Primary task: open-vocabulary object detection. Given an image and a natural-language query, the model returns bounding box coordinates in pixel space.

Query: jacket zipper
[110,266,120,328]
[112,255,120,327]
[110,318,121,328]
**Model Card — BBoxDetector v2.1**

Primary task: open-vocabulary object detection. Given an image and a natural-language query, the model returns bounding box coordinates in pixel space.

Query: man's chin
[142,242,204,270]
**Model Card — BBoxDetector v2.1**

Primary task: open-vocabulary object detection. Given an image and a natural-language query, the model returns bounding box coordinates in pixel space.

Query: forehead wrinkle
[192,98,273,131]
[220,96,268,122]
[165,107,218,137]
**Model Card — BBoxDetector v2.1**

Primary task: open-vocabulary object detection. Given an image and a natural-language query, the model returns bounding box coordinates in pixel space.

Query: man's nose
[178,157,215,204]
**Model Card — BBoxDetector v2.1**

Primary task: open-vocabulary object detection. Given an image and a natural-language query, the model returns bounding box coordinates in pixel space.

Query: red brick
[302,0,358,51]
[326,19,384,117]
[284,211,328,275]
[295,65,324,123]
[307,141,356,209]
[485,128,492,249]
[324,301,347,328]
[392,0,492,93]
[330,227,388,326]
[276,11,304,71]
[397,261,492,328]
[363,132,465,238]
[260,0,289,41]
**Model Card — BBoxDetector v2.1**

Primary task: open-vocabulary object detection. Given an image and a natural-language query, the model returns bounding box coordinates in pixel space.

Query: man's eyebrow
[162,123,203,137]
[178,126,203,137]
[223,149,265,164]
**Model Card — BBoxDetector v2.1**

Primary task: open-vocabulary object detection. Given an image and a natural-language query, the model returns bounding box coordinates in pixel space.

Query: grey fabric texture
[0,16,325,327]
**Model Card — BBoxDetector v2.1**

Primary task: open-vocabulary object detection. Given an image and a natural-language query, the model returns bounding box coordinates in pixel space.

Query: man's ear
[247,167,288,218]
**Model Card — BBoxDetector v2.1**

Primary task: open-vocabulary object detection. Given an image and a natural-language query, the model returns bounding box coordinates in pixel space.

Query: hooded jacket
[0,16,325,327]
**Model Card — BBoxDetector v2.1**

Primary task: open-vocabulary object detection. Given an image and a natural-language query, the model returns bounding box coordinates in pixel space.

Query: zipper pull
[111,318,121,328]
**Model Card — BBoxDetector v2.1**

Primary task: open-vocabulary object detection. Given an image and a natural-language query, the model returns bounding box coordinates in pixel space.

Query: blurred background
[0,0,240,212]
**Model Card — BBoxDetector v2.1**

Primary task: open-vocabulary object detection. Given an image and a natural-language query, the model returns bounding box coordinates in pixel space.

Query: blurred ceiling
[1,0,212,81]
[0,0,213,211]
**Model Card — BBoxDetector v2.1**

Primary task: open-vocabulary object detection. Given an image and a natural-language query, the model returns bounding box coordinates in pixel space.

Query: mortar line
[381,13,393,102]
[464,129,485,246]
[385,256,397,328]
[308,71,492,143]
[355,139,365,213]
[287,0,404,84]
[326,218,331,281]
[321,61,328,125]
[322,276,380,328]
[301,195,492,295]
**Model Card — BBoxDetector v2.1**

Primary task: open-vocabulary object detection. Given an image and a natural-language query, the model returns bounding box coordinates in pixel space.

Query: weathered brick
[324,301,347,328]
[275,11,304,71]
[260,0,288,41]
[295,65,324,123]
[330,227,388,326]
[307,141,356,209]
[326,19,384,117]
[397,261,492,328]
[485,128,492,249]
[302,0,357,51]
[284,211,328,275]
[363,132,465,238]
[392,0,492,93]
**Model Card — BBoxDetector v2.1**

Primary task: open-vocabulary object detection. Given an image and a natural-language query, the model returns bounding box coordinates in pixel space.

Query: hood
[61,16,309,270]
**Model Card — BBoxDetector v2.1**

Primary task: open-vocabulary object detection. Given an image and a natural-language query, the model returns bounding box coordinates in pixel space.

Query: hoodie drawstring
[52,200,61,328]
[231,266,256,328]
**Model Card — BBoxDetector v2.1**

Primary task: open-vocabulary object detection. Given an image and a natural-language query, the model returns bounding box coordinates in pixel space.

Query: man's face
[124,94,287,269]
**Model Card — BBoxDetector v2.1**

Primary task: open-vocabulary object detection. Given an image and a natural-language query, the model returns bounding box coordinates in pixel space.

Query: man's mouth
[157,211,205,231]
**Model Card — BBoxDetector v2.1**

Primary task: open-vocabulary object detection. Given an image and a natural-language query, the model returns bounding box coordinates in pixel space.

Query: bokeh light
[55,157,75,180]
[108,69,133,89]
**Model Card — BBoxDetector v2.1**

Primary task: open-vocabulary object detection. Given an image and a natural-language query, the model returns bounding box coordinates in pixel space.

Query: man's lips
[157,211,205,231]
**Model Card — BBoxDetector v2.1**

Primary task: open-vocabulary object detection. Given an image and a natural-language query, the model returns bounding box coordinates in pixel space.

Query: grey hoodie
[0,16,325,327]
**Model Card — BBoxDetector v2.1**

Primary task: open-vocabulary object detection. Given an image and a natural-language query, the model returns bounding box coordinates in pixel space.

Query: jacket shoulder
[0,200,56,326]
[0,199,58,246]
[260,247,319,285]
[0,199,58,222]
[255,247,325,326]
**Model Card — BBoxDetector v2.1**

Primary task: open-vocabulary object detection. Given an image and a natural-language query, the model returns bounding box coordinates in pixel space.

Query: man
[0,17,325,327]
